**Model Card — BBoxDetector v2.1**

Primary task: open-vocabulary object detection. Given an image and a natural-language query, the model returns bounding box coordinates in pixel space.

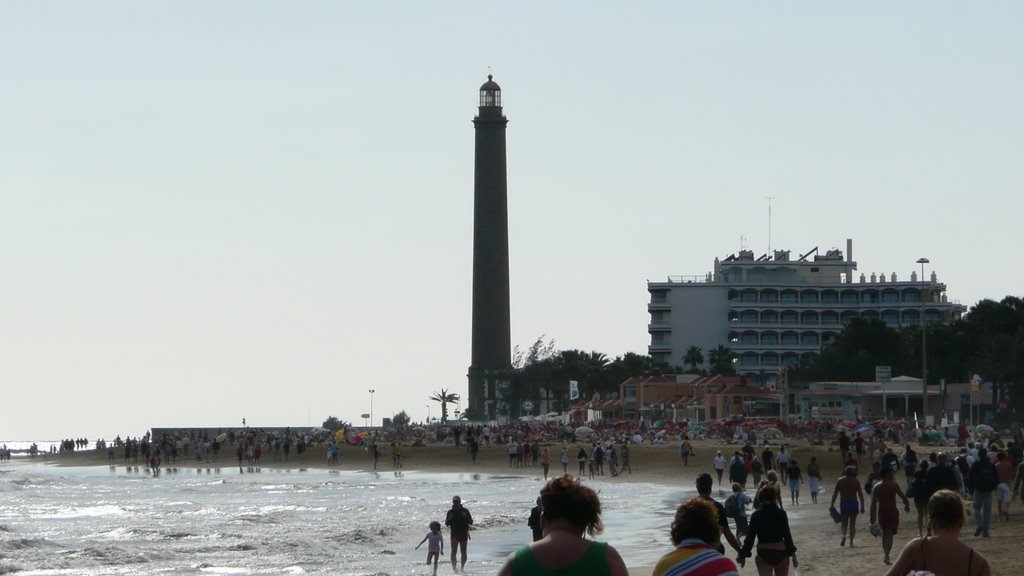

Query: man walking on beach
[696,473,742,556]
[729,451,747,488]
[445,495,473,573]
[969,447,998,537]
[830,465,865,547]
[713,451,727,485]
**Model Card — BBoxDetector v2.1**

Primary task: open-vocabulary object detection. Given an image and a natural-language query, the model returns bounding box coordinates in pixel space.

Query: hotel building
[647,239,966,387]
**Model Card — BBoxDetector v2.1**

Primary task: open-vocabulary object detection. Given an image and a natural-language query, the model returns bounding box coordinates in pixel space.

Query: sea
[0,442,703,575]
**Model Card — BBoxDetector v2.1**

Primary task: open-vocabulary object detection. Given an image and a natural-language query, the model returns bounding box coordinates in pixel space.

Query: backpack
[724,494,740,518]
[974,462,998,492]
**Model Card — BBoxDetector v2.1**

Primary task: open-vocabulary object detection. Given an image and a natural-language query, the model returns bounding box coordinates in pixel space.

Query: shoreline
[17,440,1024,575]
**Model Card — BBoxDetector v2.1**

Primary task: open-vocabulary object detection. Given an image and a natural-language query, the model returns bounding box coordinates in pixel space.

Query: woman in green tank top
[496,475,628,576]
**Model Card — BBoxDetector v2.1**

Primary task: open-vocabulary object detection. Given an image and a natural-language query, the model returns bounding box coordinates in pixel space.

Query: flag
[569,380,579,401]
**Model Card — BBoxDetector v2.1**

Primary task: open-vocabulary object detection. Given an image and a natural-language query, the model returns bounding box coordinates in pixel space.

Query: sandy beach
[47,438,1020,575]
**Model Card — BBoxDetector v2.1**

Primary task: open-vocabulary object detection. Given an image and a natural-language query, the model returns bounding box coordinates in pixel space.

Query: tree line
[468,296,1024,422]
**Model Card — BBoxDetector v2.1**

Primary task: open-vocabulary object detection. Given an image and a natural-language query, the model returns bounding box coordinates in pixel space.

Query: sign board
[569,380,579,401]
[971,374,983,393]
[522,400,534,412]
[875,366,892,383]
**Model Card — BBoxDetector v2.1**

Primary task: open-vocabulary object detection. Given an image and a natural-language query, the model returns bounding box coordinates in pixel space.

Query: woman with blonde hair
[883,490,991,576]
[497,475,627,575]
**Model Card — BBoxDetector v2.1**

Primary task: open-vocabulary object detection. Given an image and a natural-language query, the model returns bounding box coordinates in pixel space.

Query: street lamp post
[368,389,376,428]
[917,258,930,421]
[426,404,431,424]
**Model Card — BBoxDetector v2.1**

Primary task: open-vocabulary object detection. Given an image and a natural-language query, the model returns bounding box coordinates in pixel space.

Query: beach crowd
[16,419,1024,575]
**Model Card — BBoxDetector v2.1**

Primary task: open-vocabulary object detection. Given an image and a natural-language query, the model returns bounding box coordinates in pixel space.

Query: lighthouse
[467,75,512,420]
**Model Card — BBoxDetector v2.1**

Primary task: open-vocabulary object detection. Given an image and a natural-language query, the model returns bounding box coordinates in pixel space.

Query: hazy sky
[2,3,1021,440]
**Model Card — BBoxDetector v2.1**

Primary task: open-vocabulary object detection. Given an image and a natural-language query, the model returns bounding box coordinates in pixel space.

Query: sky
[2,2,1022,440]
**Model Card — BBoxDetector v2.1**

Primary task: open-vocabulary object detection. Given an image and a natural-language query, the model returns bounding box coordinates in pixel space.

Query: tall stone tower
[467,75,511,421]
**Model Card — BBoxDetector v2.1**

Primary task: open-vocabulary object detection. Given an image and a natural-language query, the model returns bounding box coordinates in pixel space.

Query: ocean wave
[234,512,281,525]
[55,545,152,566]
[0,562,22,574]
[259,484,313,492]
[472,513,522,530]
[182,542,257,554]
[330,525,398,545]
[0,538,60,551]
[46,504,127,519]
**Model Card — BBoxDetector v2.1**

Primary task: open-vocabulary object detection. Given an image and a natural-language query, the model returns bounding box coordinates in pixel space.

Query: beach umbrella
[763,427,782,437]
[689,424,706,431]
[975,424,994,436]
[575,426,594,436]
[335,429,346,442]
[215,433,228,443]
[653,420,666,428]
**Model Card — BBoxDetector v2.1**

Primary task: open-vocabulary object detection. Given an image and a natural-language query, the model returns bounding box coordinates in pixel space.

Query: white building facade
[648,239,966,387]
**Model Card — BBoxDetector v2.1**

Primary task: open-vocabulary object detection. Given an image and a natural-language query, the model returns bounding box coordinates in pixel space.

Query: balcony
[648,343,672,354]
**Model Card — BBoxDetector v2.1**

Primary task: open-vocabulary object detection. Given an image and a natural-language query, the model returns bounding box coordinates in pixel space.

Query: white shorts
[997,483,1012,503]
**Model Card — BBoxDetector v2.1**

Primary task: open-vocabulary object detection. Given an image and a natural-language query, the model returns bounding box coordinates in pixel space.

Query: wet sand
[47,439,1021,575]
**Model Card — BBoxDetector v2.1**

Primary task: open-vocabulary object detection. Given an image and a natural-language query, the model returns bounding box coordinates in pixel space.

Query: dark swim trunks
[840,499,859,517]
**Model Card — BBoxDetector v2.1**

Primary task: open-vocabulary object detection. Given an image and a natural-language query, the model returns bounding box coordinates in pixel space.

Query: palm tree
[430,388,460,425]
[683,345,704,372]
[707,345,737,376]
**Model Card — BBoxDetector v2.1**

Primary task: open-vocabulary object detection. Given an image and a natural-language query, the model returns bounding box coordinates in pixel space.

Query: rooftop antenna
[740,235,747,251]
[765,196,775,254]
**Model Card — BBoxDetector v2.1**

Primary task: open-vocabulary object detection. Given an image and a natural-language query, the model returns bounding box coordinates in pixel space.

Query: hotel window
[781,311,798,324]
[761,311,778,324]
